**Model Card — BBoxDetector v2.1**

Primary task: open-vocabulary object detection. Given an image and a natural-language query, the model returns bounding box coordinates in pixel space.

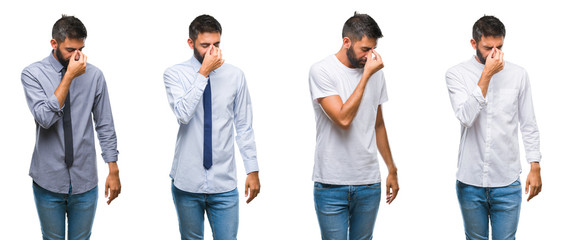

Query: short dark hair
[472,15,505,43]
[189,14,222,41]
[52,15,87,42]
[342,12,383,41]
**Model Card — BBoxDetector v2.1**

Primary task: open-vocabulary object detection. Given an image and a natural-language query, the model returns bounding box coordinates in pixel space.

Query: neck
[335,47,354,68]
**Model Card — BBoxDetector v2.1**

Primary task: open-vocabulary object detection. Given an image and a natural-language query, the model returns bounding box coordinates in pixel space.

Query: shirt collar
[471,55,485,70]
[189,56,220,75]
[48,51,65,73]
[190,56,202,68]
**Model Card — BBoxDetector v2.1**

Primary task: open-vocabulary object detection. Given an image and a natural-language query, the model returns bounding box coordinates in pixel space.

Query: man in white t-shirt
[446,15,542,239]
[308,12,399,240]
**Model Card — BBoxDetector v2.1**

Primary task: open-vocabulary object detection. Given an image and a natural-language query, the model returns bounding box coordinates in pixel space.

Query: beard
[346,46,366,68]
[55,46,70,67]
[193,48,205,63]
[476,48,487,64]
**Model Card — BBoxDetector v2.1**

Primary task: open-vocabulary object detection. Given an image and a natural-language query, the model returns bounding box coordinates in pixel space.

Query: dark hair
[342,12,383,41]
[472,15,505,43]
[189,14,222,41]
[52,15,87,42]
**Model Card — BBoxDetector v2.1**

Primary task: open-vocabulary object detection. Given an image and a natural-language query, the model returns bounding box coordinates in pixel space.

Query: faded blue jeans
[314,182,382,240]
[32,182,98,240]
[171,183,239,240]
[456,179,522,240]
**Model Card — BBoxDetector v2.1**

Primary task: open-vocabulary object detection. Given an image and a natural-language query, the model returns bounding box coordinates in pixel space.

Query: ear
[343,37,352,49]
[187,38,195,50]
[50,39,58,50]
[470,38,477,50]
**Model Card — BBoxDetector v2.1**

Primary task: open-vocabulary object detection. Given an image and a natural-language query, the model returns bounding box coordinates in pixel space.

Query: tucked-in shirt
[446,56,541,187]
[309,55,388,185]
[164,57,259,194]
[21,52,118,194]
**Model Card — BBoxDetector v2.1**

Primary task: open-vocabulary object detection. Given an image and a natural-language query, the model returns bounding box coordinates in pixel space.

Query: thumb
[70,50,78,62]
[525,179,530,194]
[105,181,109,197]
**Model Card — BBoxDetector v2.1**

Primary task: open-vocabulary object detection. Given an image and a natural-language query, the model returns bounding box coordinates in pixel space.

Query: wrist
[530,162,541,171]
[108,162,119,175]
[198,67,210,78]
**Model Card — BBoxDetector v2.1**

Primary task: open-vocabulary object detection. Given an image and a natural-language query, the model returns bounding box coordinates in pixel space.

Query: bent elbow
[334,119,352,130]
[36,117,57,129]
[458,118,474,128]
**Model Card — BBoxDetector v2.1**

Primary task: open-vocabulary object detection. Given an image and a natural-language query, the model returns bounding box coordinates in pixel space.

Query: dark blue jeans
[33,182,98,240]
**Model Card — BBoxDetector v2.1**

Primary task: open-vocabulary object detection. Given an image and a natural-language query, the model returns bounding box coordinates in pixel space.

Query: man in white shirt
[309,12,399,240]
[446,15,542,240]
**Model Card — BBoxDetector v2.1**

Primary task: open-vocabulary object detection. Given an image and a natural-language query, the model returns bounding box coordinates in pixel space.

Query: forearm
[447,71,486,128]
[375,123,397,174]
[477,72,492,97]
[54,75,74,107]
[22,72,64,129]
[530,162,540,171]
[107,161,119,175]
[339,76,369,122]
[164,71,208,124]
[320,76,369,128]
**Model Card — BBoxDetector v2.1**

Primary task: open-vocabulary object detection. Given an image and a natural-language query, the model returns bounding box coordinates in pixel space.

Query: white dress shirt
[446,56,541,187]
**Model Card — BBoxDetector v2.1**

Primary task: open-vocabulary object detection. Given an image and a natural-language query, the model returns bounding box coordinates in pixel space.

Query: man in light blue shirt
[163,14,260,240]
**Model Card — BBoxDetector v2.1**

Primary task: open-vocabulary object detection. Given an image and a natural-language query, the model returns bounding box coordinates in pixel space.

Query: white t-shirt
[309,55,388,185]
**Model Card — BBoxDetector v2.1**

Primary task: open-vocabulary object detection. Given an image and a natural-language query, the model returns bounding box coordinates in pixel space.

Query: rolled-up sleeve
[233,73,259,174]
[446,69,487,128]
[21,68,63,129]
[164,67,208,124]
[92,72,118,163]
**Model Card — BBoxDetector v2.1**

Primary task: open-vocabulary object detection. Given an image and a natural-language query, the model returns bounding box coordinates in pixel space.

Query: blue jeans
[456,179,522,240]
[32,182,98,240]
[314,182,381,240]
[171,183,239,240]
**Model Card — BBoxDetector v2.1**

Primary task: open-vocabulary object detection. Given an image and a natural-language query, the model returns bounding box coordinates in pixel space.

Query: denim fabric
[457,179,522,240]
[314,182,381,240]
[172,183,239,240]
[33,182,98,240]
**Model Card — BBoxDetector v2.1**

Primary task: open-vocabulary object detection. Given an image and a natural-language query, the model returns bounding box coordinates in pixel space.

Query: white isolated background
[0,0,561,239]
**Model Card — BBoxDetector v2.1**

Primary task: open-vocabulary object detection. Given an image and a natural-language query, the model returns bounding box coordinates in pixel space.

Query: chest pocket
[496,89,519,115]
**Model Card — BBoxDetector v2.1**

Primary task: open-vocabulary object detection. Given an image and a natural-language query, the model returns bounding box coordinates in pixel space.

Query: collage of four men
[21,12,542,240]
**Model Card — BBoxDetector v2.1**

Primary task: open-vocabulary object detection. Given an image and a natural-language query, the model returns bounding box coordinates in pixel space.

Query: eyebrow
[200,42,220,46]
[65,46,85,51]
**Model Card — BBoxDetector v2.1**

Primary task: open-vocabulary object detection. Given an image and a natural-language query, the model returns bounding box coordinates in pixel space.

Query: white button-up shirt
[446,57,541,187]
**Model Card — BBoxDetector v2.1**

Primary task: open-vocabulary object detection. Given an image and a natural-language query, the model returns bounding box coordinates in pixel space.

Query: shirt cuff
[102,150,119,163]
[526,152,542,163]
[471,87,487,109]
[47,94,64,116]
[244,160,259,175]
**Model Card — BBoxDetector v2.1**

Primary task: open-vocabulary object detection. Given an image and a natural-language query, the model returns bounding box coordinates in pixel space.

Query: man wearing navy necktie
[164,14,261,240]
[21,15,121,240]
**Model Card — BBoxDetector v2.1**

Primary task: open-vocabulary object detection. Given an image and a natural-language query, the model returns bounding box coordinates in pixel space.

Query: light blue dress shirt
[164,57,259,194]
[21,52,118,194]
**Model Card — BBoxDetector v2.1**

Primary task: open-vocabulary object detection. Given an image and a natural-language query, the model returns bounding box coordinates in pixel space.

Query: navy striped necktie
[203,78,213,169]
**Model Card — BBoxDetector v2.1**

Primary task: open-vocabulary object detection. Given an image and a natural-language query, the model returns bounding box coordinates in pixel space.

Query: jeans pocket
[366,183,381,189]
[509,178,521,187]
[314,182,334,190]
